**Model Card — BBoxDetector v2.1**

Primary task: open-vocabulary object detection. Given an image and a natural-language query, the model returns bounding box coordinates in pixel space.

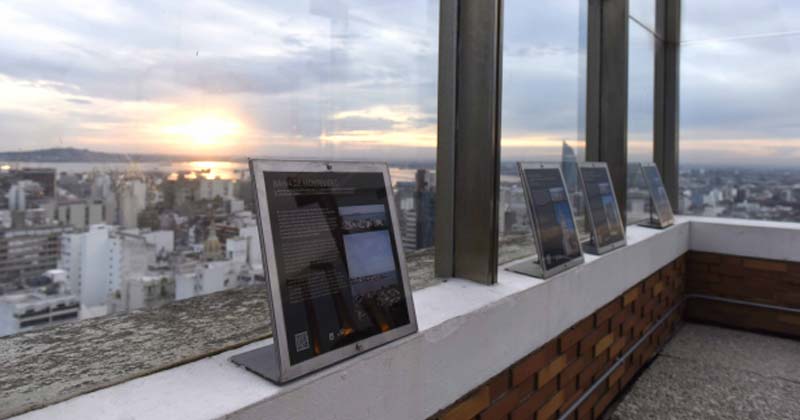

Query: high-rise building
[414,169,436,250]
[59,225,159,313]
[117,179,147,229]
[0,269,79,336]
[0,224,69,294]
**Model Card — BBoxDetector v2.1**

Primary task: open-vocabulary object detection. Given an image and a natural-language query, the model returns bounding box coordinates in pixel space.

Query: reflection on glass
[0,0,438,337]
[682,0,800,43]
[641,164,675,226]
[626,17,656,226]
[262,171,410,365]
[521,167,582,271]
[500,0,588,243]
[679,4,800,223]
[580,166,625,248]
[629,0,657,34]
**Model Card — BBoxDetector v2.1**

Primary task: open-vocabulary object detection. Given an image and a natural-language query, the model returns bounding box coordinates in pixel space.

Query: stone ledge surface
[0,235,532,419]
[10,223,690,420]
[6,217,800,420]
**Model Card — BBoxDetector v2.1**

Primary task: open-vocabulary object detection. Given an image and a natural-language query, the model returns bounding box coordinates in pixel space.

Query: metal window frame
[435,0,681,281]
[587,0,681,223]
[654,0,681,212]
[435,0,504,285]
[586,0,630,224]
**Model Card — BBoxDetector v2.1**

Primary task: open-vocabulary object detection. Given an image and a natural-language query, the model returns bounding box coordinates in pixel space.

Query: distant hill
[0,148,200,163]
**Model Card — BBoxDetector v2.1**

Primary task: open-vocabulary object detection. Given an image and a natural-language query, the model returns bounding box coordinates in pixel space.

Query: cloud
[0,0,798,165]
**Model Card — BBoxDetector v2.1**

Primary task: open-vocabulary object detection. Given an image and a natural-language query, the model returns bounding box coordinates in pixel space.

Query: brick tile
[578,353,608,389]
[481,385,524,420]
[537,389,565,420]
[593,383,620,419]
[559,352,591,387]
[578,329,605,356]
[512,340,558,386]
[596,299,622,325]
[609,336,627,360]
[593,333,614,357]
[559,316,594,352]
[622,287,640,307]
[440,385,490,420]
[510,377,558,420]
[652,281,665,297]
[742,258,788,273]
[576,383,606,420]
[610,311,626,338]
[607,363,625,386]
[558,379,581,418]
[484,371,509,402]
[621,359,639,388]
[538,354,568,387]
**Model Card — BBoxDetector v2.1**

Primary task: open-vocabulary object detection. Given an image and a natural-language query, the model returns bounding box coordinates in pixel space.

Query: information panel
[235,160,417,383]
[640,163,675,228]
[579,163,626,254]
[513,163,583,278]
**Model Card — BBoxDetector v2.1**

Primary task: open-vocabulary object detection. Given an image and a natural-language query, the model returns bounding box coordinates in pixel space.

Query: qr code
[294,331,310,352]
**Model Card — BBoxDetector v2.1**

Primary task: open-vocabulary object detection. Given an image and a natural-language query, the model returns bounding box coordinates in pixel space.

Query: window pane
[626,19,656,225]
[500,0,588,244]
[0,0,439,337]
[679,9,800,222]
[682,0,800,43]
[629,0,657,34]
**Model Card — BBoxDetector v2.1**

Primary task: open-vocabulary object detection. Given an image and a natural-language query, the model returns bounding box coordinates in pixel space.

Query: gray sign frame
[231,159,418,384]
[507,162,585,279]
[578,162,627,255]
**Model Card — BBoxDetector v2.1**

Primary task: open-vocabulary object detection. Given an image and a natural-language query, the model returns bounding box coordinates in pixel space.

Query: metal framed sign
[578,162,626,255]
[508,162,584,279]
[232,160,417,384]
[638,163,675,229]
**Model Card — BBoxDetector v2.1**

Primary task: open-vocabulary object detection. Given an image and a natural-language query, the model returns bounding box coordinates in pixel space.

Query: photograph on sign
[640,163,675,229]
[578,163,626,254]
[231,160,417,383]
[507,163,584,279]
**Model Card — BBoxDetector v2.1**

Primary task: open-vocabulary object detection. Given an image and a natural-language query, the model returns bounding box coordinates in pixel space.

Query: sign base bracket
[231,343,282,384]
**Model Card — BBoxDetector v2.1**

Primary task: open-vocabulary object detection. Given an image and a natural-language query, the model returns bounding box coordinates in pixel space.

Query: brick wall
[429,255,687,420]
[686,251,800,337]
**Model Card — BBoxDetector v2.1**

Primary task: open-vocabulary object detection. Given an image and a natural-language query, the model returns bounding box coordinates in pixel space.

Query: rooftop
[610,323,800,419]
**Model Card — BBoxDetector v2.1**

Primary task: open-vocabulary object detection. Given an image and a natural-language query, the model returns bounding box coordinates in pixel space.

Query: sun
[160,112,245,149]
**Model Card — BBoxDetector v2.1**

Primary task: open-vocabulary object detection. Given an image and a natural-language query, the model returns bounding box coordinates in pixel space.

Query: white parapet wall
[12,216,800,420]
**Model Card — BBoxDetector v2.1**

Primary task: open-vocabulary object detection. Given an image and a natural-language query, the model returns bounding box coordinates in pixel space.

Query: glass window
[500,0,588,246]
[0,0,438,337]
[679,1,800,222]
[629,0,657,34]
[626,14,657,225]
[682,0,800,43]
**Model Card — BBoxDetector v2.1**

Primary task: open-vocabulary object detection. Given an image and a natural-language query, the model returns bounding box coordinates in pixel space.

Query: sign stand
[232,160,418,384]
[231,344,281,382]
[507,162,584,279]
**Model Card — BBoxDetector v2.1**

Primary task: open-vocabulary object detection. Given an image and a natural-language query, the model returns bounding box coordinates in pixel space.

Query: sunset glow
[159,113,245,150]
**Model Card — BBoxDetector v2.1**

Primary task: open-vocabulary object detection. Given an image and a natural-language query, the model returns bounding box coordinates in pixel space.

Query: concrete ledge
[8,216,800,420]
[688,216,800,263]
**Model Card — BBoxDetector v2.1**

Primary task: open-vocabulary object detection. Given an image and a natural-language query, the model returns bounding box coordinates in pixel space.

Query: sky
[0,0,798,165]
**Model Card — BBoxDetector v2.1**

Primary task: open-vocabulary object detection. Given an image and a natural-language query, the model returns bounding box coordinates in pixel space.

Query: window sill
[6,216,800,420]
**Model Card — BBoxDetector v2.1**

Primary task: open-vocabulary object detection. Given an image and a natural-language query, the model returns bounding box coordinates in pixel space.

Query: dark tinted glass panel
[262,171,409,365]
[521,167,582,270]
[641,165,675,225]
[580,167,624,247]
